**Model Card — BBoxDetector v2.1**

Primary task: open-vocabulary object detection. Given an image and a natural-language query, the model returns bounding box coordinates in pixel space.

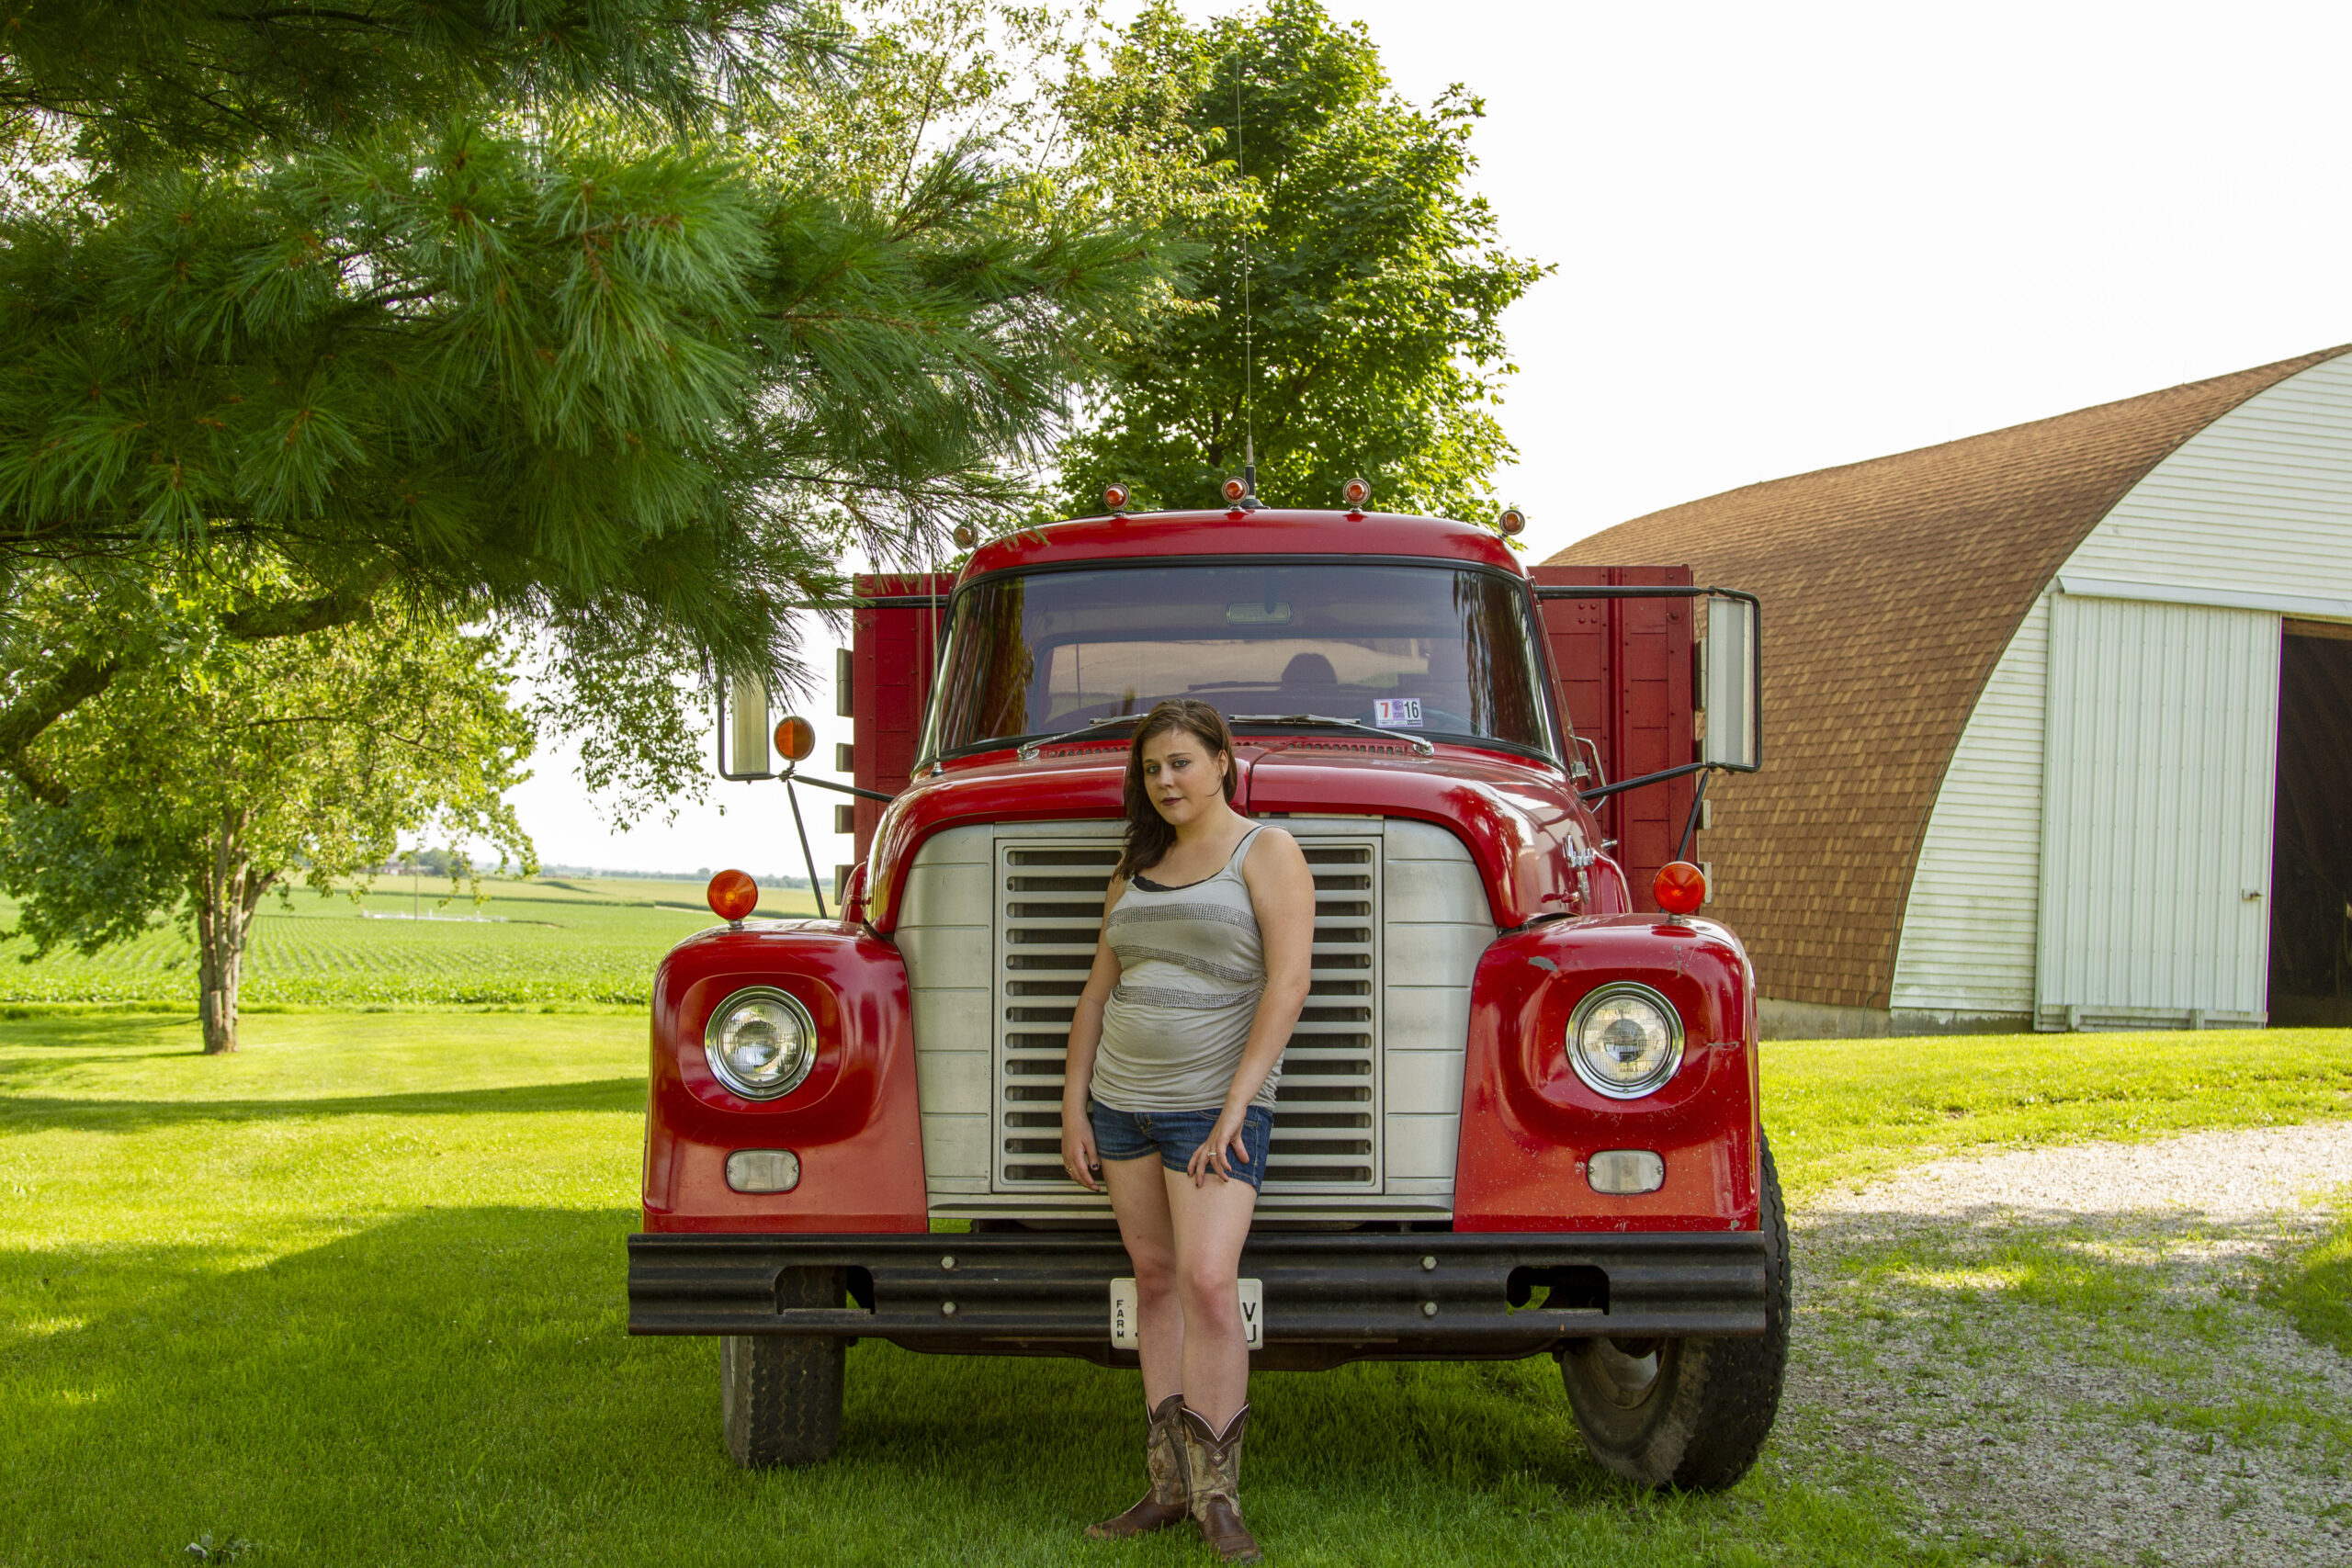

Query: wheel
[719,1269,846,1468]
[1560,1132,1791,1490]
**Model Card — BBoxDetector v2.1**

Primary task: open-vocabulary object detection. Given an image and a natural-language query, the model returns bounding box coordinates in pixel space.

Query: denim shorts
[1089,1100,1276,1190]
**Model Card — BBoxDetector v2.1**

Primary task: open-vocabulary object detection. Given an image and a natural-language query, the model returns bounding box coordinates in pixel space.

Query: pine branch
[209,9,406,28]
[219,575,384,640]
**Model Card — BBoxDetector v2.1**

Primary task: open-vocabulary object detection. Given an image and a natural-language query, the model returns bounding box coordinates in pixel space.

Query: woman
[1061,698,1315,1564]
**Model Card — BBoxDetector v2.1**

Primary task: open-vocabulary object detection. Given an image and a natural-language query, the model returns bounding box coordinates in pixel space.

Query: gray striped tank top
[1089,825,1278,1113]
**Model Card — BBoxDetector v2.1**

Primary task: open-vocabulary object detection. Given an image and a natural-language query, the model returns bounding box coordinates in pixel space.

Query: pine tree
[0,2,1168,807]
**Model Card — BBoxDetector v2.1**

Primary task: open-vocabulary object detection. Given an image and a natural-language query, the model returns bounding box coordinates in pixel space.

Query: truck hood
[1244,740,1615,923]
[863,739,1620,933]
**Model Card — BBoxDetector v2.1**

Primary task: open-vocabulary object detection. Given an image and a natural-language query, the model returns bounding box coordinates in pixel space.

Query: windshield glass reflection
[922,563,1554,758]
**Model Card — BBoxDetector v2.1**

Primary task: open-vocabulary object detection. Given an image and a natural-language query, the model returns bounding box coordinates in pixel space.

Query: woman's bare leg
[1103,1153,1183,1404]
[1163,1168,1260,1428]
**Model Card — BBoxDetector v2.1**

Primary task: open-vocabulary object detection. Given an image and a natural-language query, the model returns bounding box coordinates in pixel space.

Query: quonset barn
[1553,345,2352,1036]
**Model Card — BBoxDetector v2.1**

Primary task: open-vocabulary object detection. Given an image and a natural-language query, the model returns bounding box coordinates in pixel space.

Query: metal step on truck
[626,485,1782,1490]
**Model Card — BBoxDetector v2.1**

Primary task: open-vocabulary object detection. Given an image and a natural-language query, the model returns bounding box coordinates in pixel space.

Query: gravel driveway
[1768,1122,2352,1566]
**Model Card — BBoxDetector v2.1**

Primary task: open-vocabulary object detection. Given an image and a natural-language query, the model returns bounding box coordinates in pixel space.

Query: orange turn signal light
[707,869,759,922]
[1103,482,1131,512]
[1654,861,1706,917]
[773,715,817,763]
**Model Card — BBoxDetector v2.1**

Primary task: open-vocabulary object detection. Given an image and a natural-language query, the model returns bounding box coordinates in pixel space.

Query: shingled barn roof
[1550,346,2351,1010]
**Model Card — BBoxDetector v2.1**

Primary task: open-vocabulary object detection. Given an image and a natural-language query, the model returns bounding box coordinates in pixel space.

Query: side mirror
[1700,595,1759,771]
[718,674,774,780]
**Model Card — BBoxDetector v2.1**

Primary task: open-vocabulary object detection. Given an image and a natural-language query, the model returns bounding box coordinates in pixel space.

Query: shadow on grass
[0,1203,1882,1568]
[2263,1208,2352,1357]
[0,1077,645,1129]
[0,1012,198,1047]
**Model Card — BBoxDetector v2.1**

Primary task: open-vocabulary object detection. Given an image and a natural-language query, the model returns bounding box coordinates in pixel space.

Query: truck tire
[1560,1132,1791,1491]
[719,1269,846,1468]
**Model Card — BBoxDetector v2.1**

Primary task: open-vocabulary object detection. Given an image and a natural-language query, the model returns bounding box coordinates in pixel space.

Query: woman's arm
[1060,875,1126,1192]
[1188,828,1317,1185]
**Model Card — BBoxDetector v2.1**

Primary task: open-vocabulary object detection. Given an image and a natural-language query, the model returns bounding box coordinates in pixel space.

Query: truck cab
[628,503,1786,1492]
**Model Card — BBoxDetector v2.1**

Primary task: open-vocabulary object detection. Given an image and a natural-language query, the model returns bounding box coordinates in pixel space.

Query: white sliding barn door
[2034,594,2278,1029]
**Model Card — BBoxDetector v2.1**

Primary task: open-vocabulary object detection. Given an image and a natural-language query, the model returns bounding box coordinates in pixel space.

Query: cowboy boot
[1180,1403,1261,1563]
[1086,1393,1192,1538]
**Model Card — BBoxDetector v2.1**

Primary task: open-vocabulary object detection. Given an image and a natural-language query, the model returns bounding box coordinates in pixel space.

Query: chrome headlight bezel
[702,986,819,1101]
[1566,982,1686,1100]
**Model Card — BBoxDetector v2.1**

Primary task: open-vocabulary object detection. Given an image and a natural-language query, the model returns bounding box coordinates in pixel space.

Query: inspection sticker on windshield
[1374,697,1423,728]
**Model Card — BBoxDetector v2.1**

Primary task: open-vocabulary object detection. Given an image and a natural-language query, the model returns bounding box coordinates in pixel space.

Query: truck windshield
[922,562,1555,759]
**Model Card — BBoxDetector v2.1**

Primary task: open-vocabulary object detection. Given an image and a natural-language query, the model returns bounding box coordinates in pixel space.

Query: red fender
[1455,915,1759,1233]
[641,921,926,1234]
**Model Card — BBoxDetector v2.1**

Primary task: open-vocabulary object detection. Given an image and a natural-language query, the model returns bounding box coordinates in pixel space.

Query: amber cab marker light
[1497,507,1528,537]
[773,714,818,764]
[1341,476,1372,509]
[951,522,978,549]
[1654,860,1706,918]
[1221,476,1250,504]
[1103,482,1131,513]
[707,869,759,924]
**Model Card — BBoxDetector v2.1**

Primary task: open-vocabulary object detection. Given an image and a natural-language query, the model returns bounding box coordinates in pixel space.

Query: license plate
[1112,1277,1261,1350]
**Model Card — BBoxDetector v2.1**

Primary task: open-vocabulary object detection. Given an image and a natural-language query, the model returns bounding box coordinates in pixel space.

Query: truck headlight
[703,987,817,1100]
[1566,983,1684,1099]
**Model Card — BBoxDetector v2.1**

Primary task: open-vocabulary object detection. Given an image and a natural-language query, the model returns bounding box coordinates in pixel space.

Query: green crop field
[3,1012,2346,1567]
[0,877,820,1010]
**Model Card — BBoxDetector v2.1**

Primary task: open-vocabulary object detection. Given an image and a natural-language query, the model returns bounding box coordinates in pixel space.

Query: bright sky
[503,0,2352,882]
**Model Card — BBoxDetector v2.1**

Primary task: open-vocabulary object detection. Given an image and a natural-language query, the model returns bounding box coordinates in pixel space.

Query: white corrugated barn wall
[1890,351,2352,1029]
[2034,596,2278,1027]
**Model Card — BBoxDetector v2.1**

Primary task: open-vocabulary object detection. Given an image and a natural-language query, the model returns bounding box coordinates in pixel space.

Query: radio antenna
[1236,49,1256,502]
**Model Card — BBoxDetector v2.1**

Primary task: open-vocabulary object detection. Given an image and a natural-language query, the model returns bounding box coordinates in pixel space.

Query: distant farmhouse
[1553,347,2352,1036]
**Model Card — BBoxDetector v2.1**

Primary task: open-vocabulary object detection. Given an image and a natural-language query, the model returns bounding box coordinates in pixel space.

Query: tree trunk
[194,810,270,1055]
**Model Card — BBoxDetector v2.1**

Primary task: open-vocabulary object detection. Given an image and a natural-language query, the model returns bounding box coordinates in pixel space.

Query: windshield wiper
[1016,714,1143,762]
[1226,713,1434,758]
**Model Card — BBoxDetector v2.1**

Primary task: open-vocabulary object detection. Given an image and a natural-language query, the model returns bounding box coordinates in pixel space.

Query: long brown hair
[1115,699,1239,879]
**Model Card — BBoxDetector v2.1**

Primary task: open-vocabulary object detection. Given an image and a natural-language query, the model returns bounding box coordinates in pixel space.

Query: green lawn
[0,877,820,1010]
[1759,1028,2352,1202]
[2,1017,2346,1567]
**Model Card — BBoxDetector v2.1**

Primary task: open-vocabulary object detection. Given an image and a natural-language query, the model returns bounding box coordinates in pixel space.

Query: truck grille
[896,816,1485,1221]
[994,834,1385,1193]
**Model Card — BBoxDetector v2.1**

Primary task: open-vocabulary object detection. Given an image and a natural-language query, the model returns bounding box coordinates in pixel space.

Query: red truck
[627,498,1781,1491]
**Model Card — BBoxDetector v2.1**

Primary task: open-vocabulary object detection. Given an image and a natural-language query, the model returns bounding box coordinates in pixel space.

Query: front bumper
[627,1230,1768,1371]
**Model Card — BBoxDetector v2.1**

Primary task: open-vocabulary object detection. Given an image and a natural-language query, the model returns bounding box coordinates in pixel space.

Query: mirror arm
[779,774,829,921]
[782,770,895,806]
[1675,769,1713,863]
[1532,585,1758,607]
[1580,759,1713,803]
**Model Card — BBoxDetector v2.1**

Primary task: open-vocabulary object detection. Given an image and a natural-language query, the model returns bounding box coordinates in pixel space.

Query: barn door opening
[2268,622,2352,1025]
